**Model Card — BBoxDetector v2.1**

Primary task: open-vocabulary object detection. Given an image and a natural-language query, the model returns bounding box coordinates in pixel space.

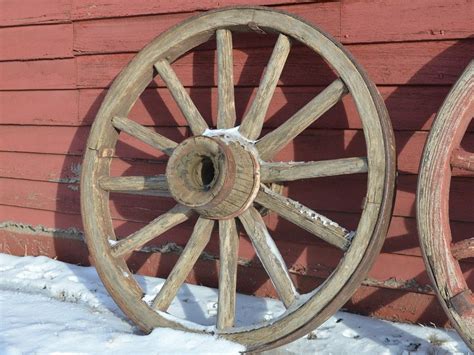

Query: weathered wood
[154,60,208,136]
[111,205,193,257]
[217,218,239,329]
[239,34,291,140]
[261,157,368,182]
[112,116,178,155]
[256,79,348,160]
[216,29,236,129]
[239,207,297,308]
[417,60,474,349]
[78,7,396,350]
[451,237,474,260]
[151,217,214,310]
[99,175,170,196]
[255,185,351,250]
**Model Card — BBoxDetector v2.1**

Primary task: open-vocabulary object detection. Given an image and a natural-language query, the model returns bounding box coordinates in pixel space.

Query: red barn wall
[1,0,473,326]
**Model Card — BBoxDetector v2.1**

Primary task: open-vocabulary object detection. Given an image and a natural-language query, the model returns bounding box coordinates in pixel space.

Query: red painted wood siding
[1,0,473,326]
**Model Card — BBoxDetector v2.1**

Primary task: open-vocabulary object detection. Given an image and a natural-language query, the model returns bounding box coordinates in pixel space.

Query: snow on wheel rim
[80,6,396,352]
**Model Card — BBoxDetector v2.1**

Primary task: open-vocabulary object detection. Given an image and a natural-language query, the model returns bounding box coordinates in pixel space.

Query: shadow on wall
[54,25,473,327]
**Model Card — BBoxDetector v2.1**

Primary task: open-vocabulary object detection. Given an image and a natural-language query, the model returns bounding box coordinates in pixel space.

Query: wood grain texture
[255,185,351,250]
[0,24,73,61]
[256,79,348,160]
[239,207,297,308]
[99,175,170,196]
[216,29,236,129]
[260,157,368,182]
[112,116,178,156]
[239,34,291,140]
[111,204,193,257]
[217,218,239,329]
[152,217,214,311]
[154,60,208,135]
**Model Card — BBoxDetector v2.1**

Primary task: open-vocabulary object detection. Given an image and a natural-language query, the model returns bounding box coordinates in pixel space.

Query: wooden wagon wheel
[417,60,474,350]
[80,7,396,351]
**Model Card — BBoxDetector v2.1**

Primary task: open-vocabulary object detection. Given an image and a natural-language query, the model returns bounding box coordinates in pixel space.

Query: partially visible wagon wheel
[81,7,396,352]
[417,60,474,350]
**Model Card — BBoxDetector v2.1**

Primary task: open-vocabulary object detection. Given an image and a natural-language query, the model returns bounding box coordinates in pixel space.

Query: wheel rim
[417,60,474,350]
[80,7,396,351]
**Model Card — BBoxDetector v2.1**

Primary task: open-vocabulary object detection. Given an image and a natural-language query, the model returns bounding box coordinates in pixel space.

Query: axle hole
[199,156,215,190]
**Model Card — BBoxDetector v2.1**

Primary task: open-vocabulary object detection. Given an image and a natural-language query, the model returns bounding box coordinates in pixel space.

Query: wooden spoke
[111,204,193,258]
[216,29,236,129]
[451,148,474,171]
[261,157,368,183]
[217,219,240,329]
[112,116,177,155]
[255,185,352,251]
[154,60,208,136]
[99,175,169,197]
[239,207,297,308]
[239,34,291,140]
[151,217,214,311]
[452,237,474,260]
[256,79,348,160]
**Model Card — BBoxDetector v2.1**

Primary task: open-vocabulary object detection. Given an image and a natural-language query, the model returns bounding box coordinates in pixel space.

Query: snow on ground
[0,253,470,354]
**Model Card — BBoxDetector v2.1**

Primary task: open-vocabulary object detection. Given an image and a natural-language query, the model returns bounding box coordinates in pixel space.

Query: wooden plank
[72,1,339,27]
[78,86,464,132]
[2,203,472,261]
[0,0,71,26]
[0,24,73,61]
[0,91,79,125]
[0,152,168,183]
[1,128,472,177]
[341,0,474,43]
[0,85,455,132]
[0,59,76,90]
[0,125,188,159]
[76,40,474,89]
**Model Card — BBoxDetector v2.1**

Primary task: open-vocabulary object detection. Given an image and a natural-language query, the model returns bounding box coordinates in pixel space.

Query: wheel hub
[166,134,260,219]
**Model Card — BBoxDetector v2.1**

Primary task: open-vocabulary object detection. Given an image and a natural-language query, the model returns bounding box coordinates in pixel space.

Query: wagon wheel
[417,60,474,350]
[81,7,396,352]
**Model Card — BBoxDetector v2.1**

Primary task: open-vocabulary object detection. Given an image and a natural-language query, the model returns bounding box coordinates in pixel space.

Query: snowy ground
[0,253,470,354]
